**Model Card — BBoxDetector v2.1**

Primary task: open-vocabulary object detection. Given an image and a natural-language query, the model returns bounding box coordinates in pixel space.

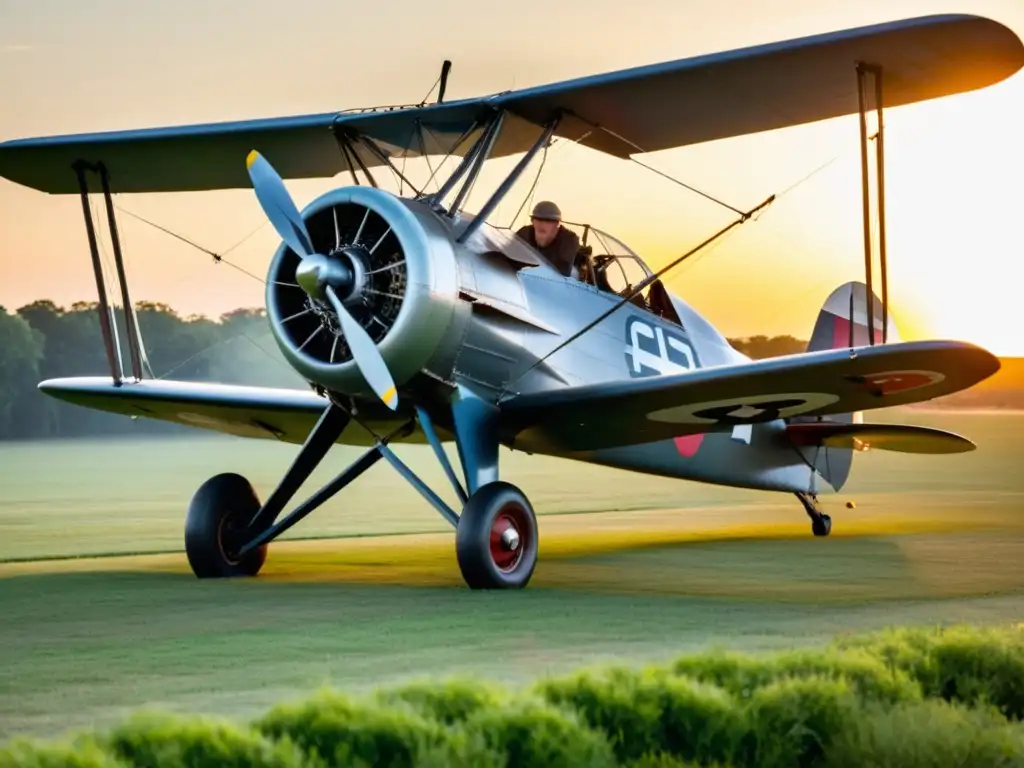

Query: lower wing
[39,377,330,443]
[498,340,999,451]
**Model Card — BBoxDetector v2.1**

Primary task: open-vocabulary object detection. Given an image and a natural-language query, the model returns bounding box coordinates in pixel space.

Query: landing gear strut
[796,491,832,537]
[182,386,540,590]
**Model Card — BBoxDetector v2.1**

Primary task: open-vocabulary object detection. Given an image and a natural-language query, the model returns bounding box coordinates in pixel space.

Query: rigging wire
[506,128,594,229]
[507,138,551,228]
[110,204,298,379]
[595,123,747,216]
[113,204,287,288]
[628,156,746,216]
[418,69,443,106]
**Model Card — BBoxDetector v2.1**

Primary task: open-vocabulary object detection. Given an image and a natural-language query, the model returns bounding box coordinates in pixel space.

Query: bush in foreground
[3,624,1024,767]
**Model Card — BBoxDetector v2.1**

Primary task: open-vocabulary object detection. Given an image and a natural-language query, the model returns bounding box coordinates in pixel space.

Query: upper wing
[0,102,490,195]
[1,14,1020,194]
[498,340,1000,452]
[500,13,1024,157]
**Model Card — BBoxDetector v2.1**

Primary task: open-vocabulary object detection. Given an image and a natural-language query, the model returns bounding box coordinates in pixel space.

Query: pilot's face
[531,217,559,247]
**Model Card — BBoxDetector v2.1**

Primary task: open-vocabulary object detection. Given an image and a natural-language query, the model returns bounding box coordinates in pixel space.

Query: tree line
[0,300,807,441]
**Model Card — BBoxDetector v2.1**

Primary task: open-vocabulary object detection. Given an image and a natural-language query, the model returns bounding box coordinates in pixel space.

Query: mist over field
[1,298,1021,442]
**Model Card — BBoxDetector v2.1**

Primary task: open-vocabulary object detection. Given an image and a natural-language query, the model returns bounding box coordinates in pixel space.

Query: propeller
[245,150,399,411]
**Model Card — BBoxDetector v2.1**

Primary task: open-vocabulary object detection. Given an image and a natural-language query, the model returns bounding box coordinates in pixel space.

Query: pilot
[515,200,581,278]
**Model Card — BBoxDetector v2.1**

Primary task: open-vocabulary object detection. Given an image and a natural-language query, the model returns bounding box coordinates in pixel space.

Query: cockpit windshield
[561,223,652,289]
[458,214,682,326]
[559,222,681,325]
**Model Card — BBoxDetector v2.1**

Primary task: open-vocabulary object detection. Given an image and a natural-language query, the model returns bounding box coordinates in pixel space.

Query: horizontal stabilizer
[1,14,1020,194]
[499,340,1000,452]
[785,422,975,454]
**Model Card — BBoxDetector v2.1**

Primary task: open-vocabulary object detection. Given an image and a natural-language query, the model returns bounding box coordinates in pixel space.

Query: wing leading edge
[1,14,1020,194]
[498,340,1000,452]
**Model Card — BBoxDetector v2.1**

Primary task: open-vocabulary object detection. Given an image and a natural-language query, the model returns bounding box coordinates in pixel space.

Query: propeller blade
[325,286,398,410]
[246,150,315,258]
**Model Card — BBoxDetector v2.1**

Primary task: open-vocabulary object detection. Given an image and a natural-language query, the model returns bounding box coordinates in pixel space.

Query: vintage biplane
[0,14,1020,589]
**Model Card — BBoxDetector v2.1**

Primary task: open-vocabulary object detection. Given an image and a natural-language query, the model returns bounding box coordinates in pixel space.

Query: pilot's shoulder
[559,227,580,245]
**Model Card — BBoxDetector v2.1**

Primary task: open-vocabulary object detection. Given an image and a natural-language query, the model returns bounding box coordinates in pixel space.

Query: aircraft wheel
[185,473,268,578]
[455,481,538,590]
[812,513,832,537]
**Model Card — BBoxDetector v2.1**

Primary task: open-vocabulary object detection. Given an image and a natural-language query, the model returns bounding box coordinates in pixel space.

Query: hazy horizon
[2,0,1022,354]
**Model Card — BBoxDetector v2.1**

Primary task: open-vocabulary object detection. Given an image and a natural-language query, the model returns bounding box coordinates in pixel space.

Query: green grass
[1,407,1020,562]
[0,408,1022,742]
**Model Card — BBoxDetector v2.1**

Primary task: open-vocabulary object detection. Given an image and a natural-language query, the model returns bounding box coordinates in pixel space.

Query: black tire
[455,481,538,589]
[812,513,832,537]
[184,473,267,578]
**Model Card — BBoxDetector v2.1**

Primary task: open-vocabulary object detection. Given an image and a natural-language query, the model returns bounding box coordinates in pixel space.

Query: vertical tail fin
[806,281,898,353]
[794,282,898,491]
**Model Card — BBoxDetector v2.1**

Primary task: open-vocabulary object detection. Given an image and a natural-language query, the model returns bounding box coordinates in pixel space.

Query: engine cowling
[265,185,461,401]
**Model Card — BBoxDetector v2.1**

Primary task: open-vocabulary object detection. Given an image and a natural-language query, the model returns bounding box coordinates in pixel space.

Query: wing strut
[856,62,889,344]
[72,161,150,384]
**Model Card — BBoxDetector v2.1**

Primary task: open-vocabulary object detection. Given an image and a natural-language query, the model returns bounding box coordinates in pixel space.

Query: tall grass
[4,625,1024,767]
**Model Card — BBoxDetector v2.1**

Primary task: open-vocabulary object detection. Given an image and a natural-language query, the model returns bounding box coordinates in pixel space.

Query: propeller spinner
[245,150,399,411]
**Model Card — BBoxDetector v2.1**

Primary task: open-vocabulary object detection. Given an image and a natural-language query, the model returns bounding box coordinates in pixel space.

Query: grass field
[1,407,1022,742]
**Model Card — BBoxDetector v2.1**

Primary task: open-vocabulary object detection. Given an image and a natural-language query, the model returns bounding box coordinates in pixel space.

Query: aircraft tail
[806,281,897,353]
[791,281,896,491]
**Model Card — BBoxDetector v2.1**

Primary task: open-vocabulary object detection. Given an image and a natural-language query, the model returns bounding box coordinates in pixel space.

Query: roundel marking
[848,369,946,395]
[647,392,841,425]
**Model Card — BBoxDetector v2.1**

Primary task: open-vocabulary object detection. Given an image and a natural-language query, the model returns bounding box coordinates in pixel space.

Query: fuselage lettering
[625,316,697,378]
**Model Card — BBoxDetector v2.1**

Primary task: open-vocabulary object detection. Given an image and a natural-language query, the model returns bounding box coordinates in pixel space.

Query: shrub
[536,666,744,765]
[625,754,732,768]
[825,698,1024,767]
[741,675,859,768]
[462,698,618,768]
[835,625,1024,719]
[102,714,308,768]
[672,647,921,706]
[376,679,505,725]
[254,689,494,768]
[0,739,125,768]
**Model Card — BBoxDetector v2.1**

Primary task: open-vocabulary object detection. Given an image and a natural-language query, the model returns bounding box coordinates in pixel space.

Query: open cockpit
[546,222,682,326]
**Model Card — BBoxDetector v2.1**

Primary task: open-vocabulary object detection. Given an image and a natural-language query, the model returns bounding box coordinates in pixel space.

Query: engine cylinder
[265,186,461,401]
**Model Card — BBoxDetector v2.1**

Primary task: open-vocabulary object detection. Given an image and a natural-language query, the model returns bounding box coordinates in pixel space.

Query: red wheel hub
[489,504,527,572]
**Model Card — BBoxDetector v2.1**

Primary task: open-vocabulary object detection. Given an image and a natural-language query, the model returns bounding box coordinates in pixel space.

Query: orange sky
[0,0,1022,355]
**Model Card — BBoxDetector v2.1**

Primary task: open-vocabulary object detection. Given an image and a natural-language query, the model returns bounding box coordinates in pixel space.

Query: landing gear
[181,385,541,590]
[796,491,832,537]
[456,481,538,589]
[185,473,268,577]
